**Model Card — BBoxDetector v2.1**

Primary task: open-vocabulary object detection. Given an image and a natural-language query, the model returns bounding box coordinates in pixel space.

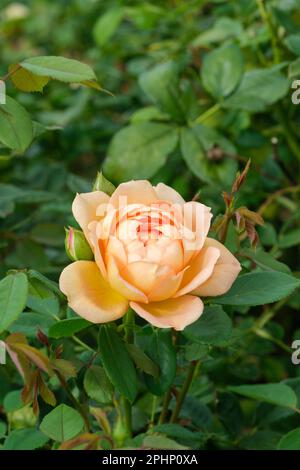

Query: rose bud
[65,227,93,262]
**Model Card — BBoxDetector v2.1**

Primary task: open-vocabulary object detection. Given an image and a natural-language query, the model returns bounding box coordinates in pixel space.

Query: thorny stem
[170,361,198,423]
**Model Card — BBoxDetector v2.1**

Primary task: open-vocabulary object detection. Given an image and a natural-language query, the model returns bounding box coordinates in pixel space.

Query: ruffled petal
[174,246,220,297]
[72,191,110,235]
[109,180,158,208]
[154,182,185,205]
[130,295,204,331]
[192,238,241,297]
[59,261,128,323]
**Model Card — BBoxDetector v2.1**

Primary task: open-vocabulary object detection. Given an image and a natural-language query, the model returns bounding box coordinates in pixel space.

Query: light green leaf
[278,428,300,450]
[0,96,33,152]
[225,67,289,111]
[103,123,178,182]
[84,365,113,404]
[289,58,300,78]
[9,311,56,337]
[201,43,243,99]
[139,61,186,120]
[3,428,48,450]
[228,383,297,408]
[49,318,91,339]
[278,228,300,249]
[0,272,28,333]
[99,325,137,403]
[93,8,124,47]
[214,272,300,306]
[40,404,84,442]
[284,34,300,56]
[20,56,97,83]
[182,305,232,345]
[180,125,237,186]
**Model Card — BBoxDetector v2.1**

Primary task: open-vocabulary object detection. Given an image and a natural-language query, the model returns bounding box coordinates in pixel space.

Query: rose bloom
[60,180,241,330]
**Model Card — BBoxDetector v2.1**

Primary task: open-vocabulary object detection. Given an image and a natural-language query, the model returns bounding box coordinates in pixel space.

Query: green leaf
[228,383,297,408]
[9,64,50,92]
[214,272,300,306]
[0,96,33,152]
[278,228,300,249]
[277,428,300,450]
[40,404,85,442]
[201,43,243,99]
[9,311,56,337]
[93,171,116,195]
[103,123,178,182]
[240,248,291,274]
[93,8,124,47]
[180,125,237,186]
[49,318,91,339]
[0,421,7,439]
[83,365,113,404]
[3,428,48,450]
[20,56,97,84]
[99,325,137,402]
[0,272,28,333]
[27,277,60,317]
[182,305,232,345]
[140,328,176,396]
[143,434,189,450]
[125,343,159,377]
[289,58,300,78]
[3,390,23,413]
[139,61,186,121]
[284,34,300,56]
[224,67,289,111]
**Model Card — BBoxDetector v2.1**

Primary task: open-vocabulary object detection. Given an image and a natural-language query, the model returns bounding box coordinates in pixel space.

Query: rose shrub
[60,180,241,330]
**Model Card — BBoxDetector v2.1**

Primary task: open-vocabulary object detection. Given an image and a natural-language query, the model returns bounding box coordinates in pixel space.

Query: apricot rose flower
[59,180,241,330]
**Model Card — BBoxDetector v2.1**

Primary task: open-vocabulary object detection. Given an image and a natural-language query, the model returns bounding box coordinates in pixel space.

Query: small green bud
[93,171,116,196]
[65,227,94,261]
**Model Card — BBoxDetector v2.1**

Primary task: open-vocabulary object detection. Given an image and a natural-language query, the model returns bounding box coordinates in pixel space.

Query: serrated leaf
[49,318,91,339]
[84,365,113,404]
[99,325,137,402]
[126,343,159,378]
[182,305,232,345]
[277,428,300,450]
[0,272,28,333]
[20,56,97,83]
[228,383,297,409]
[3,428,48,450]
[9,64,49,92]
[0,96,33,152]
[214,272,300,306]
[40,405,84,442]
[103,123,178,182]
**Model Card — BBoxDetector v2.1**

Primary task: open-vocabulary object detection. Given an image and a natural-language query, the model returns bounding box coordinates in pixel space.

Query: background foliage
[1,0,300,451]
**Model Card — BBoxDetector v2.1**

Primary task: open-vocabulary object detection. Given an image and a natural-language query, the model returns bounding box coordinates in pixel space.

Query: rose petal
[192,238,241,297]
[130,295,204,331]
[109,180,158,208]
[174,246,220,297]
[182,201,212,262]
[59,261,128,323]
[72,191,110,235]
[154,182,185,205]
[106,255,148,303]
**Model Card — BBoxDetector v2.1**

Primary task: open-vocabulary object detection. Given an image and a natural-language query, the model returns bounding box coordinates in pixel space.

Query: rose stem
[122,309,135,437]
[169,361,198,423]
[158,388,172,424]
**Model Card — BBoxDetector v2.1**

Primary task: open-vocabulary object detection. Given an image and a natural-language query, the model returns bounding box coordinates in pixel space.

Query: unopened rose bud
[65,227,93,261]
[93,171,116,196]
